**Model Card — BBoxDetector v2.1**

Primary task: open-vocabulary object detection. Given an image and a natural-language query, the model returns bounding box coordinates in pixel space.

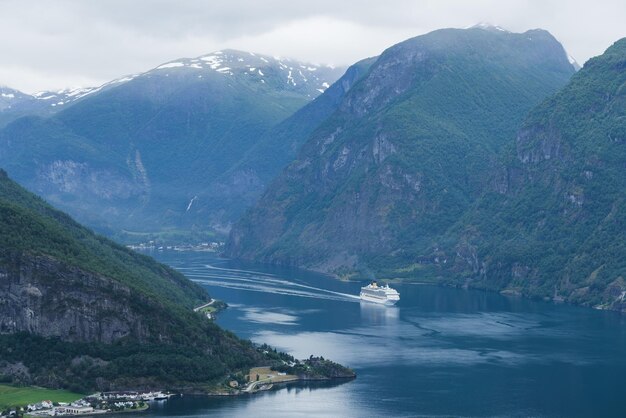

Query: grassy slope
[0,385,82,409]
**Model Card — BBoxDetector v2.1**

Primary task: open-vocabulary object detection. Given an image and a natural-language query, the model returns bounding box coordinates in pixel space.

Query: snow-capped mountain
[148,49,341,98]
[0,85,55,126]
[0,86,34,111]
[470,22,510,32]
[1,49,340,126]
[32,87,102,108]
[0,82,135,126]
[0,49,345,237]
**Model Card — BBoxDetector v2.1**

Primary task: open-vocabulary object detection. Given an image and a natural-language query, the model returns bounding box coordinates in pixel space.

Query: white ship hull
[359,292,399,305]
[359,282,400,305]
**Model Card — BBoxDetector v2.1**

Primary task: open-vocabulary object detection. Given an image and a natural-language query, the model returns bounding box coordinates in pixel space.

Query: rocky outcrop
[0,252,153,343]
[516,124,566,164]
[36,159,145,201]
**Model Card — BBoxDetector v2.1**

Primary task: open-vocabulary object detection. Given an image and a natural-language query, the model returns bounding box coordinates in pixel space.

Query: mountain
[0,168,270,391]
[201,56,377,227]
[0,50,343,239]
[0,87,33,112]
[0,84,111,128]
[435,38,626,311]
[227,27,577,275]
[0,86,48,128]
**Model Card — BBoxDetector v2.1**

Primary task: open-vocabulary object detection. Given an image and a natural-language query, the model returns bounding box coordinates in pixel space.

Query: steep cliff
[439,38,626,311]
[0,253,151,343]
[0,169,263,391]
[227,27,576,274]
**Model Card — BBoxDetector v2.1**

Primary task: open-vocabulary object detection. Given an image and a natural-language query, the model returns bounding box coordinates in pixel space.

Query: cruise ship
[360,281,400,305]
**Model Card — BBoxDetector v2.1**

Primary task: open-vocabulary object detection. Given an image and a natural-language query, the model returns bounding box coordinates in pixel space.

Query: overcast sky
[2,0,626,93]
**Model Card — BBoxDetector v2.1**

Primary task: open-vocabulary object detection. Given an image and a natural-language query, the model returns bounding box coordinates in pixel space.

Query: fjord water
[143,251,626,417]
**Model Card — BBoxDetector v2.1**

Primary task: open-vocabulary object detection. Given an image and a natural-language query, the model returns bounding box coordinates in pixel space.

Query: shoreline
[23,404,150,418]
[206,363,356,397]
[213,251,626,314]
[206,374,356,397]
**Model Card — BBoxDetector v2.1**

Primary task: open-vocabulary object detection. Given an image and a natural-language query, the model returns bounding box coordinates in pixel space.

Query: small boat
[359,281,400,305]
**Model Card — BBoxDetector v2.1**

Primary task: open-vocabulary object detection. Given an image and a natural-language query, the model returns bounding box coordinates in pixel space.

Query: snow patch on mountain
[29,73,140,109]
[157,62,185,69]
[470,22,509,32]
[11,49,339,112]
[148,49,338,94]
[200,54,224,69]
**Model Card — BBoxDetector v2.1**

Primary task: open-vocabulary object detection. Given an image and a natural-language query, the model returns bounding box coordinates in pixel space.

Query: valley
[2,8,626,417]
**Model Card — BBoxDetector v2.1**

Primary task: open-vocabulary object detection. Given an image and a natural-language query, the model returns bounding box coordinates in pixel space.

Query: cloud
[1,0,625,92]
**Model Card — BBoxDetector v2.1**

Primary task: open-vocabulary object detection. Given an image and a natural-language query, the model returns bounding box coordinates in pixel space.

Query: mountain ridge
[0,50,345,239]
[0,168,272,391]
[227,27,577,277]
[434,37,626,311]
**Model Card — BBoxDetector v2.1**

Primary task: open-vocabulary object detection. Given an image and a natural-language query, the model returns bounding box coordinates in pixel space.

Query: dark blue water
[129,251,626,417]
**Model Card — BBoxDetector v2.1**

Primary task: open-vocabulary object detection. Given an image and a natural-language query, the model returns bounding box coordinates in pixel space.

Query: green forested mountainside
[437,38,626,311]
[0,169,206,311]
[230,57,377,182]
[206,57,377,223]
[0,50,343,238]
[0,169,265,391]
[227,27,576,275]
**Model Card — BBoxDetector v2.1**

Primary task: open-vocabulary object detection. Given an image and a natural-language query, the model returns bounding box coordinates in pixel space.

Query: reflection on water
[360,301,400,325]
[240,306,300,325]
[108,381,359,418]
[145,250,626,418]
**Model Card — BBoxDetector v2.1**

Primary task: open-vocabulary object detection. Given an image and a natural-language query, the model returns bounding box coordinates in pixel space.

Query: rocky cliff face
[439,38,626,311]
[0,168,212,344]
[0,252,151,343]
[227,27,576,274]
[0,169,268,391]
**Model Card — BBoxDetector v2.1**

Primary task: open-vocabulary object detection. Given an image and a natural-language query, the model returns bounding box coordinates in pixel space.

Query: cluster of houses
[24,399,95,416]
[96,391,171,401]
[1,391,173,417]
[26,400,53,412]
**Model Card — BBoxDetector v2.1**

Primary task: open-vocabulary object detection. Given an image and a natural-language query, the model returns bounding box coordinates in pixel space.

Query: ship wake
[179,264,359,303]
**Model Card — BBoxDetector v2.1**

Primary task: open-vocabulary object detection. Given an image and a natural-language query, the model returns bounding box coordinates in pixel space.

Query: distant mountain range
[0,50,343,239]
[0,80,132,128]
[3,25,625,313]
